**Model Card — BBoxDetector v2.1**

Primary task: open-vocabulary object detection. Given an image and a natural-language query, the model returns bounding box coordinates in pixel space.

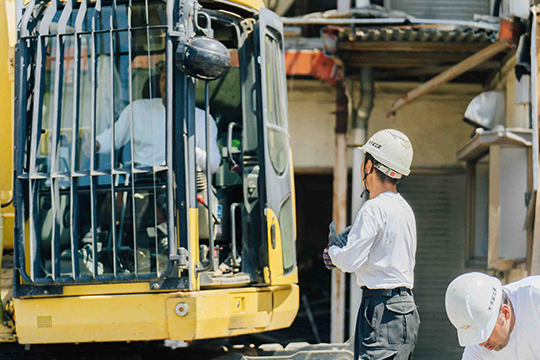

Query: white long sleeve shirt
[328,191,417,289]
[461,276,540,360]
[96,99,220,173]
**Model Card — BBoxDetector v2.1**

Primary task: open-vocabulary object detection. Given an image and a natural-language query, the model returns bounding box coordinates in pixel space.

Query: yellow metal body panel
[265,209,298,286]
[221,0,265,11]
[266,208,284,281]
[14,285,299,344]
[63,283,152,296]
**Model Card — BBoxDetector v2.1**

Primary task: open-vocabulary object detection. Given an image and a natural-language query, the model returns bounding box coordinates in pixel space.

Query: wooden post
[487,145,500,270]
[331,81,348,343]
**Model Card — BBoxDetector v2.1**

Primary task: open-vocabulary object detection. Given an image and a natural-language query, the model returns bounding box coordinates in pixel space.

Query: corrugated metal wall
[390,0,491,21]
[399,170,467,360]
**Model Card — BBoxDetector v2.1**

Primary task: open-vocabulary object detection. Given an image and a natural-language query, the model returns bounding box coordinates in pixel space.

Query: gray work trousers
[354,288,420,360]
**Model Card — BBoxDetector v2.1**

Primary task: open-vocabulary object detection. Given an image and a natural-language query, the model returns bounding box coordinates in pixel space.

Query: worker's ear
[500,304,511,320]
[365,158,373,175]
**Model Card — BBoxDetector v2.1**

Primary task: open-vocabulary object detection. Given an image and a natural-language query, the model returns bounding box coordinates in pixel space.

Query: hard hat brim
[456,311,498,347]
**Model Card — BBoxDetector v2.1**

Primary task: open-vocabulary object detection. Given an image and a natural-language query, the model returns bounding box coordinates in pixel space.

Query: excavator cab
[10,0,298,344]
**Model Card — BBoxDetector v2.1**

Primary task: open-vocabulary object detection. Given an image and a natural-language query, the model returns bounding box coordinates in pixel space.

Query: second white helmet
[445,272,503,347]
[360,129,413,179]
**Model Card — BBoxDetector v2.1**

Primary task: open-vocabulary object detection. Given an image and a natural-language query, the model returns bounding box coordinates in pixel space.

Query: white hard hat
[445,272,503,347]
[360,129,413,179]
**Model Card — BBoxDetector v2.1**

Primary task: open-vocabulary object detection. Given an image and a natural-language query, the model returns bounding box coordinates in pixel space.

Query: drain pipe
[348,67,374,337]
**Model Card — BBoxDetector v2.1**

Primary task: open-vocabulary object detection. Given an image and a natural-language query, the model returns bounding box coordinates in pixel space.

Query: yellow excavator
[0,0,302,347]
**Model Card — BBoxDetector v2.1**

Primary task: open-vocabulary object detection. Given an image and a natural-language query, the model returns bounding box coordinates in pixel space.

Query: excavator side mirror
[177,36,231,81]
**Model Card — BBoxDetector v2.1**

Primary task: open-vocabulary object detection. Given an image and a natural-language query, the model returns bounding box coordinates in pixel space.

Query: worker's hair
[499,290,510,311]
[156,59,166,75]
[365,153,399,186]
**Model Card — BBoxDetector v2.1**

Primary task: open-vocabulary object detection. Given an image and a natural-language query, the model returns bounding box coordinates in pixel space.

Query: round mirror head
[182,36,231,81]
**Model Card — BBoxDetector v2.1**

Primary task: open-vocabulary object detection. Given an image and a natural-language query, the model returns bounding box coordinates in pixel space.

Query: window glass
[268,128,288,175]
[265,36,277,127]
[473,155,489,258]
[264,33,288,176]
[279,194,295,274]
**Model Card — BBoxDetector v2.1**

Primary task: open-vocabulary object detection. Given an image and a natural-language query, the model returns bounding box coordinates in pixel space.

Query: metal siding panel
[391,0,491,21]
[398,170,466,360]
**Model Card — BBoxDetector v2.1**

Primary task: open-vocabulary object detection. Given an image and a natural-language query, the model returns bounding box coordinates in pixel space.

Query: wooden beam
[339,41,492,52]
[488,145,501,270]
[387,41,510,116]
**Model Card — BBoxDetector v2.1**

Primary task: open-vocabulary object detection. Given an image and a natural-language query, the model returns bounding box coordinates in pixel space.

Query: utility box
[458,128,532,270]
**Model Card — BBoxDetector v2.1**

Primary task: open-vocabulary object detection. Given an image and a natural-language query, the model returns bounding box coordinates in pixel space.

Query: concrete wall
[287,79,483,172]
[287,80,337,173]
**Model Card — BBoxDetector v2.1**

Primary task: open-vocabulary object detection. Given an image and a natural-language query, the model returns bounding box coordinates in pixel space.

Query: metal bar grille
[108,0,119,278]
[69,0,88,280]
[14,0,184,286]
[127,0,139,276]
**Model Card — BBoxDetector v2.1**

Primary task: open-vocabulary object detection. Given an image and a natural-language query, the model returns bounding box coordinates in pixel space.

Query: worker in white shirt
[83,60,220,174]
[445,272,540,360]
[324,129,420,360]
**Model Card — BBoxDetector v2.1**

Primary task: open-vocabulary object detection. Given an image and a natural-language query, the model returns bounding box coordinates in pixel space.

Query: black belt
[361,286,412,298]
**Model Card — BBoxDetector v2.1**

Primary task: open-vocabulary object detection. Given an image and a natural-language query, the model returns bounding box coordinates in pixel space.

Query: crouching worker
[445,272,540,359]
[323,129,420,360]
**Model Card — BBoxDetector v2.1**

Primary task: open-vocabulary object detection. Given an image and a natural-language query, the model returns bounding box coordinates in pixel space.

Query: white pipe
[355,0,370,8]
[337,0,351,13]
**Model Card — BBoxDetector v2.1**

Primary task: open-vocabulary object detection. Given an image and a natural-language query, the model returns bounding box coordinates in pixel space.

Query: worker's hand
[323,247,335,270]
[82,138,101,157]
[328,221,350,248]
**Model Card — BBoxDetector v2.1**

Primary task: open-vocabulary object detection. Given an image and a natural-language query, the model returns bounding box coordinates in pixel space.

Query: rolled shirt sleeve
[195,108,221,174]
[328,207,381,273]
[95,104,131,153]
